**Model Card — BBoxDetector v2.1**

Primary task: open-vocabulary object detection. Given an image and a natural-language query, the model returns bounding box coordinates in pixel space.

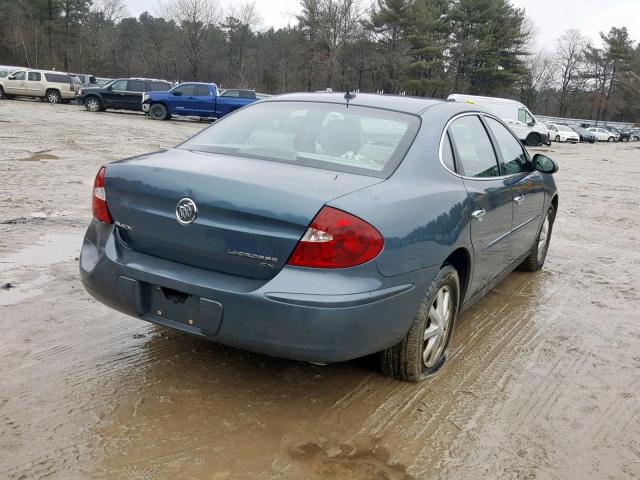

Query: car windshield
[179,101,421,178]
[557,125,573,132]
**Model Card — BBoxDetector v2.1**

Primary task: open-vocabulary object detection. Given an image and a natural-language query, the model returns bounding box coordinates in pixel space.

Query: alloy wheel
[47,91,60,103]
[423,285,453,368]
[86,98,100,112]
[537,213,550,262]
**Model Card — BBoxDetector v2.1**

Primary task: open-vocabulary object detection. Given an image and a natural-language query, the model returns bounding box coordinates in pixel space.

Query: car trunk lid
[105,148,382,280]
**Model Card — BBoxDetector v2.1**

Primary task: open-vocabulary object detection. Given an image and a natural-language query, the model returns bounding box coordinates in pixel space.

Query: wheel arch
[441,247,471,305]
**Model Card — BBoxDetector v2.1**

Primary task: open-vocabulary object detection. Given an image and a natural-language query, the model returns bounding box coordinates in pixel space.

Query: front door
[4,70,27,95]
[484,116,546,264]
[448,114,513,297]
[103,79,128,108]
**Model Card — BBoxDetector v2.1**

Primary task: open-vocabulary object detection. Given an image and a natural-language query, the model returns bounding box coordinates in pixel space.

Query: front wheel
[525,132,541,146]
[381,265,459,382]
[607,136,614,142]
[149,103,169,120]
[518,204,556,272]
[85,96,102,112]
[0,86,7,99]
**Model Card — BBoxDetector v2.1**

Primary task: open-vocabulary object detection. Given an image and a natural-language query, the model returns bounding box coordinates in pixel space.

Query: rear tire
[46,89,61,104]
[555,135,560,143]
[526,132,541,146]
[149,103,169,120]
[380,265,459,382]
[518,204,556,272]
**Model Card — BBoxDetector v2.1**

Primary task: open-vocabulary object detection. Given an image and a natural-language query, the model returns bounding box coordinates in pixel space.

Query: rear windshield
[179,101,420,178]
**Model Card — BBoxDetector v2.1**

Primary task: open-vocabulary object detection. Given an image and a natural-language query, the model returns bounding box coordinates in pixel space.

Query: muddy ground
[1,99,639,480]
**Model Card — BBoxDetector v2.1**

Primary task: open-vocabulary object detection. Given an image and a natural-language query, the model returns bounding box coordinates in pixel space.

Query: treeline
[1,0,639,123]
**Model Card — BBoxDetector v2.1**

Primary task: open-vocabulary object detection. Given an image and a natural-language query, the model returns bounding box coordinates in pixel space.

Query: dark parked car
[80,93,558,382]
[77,78,172,112]
[571,126,597,143]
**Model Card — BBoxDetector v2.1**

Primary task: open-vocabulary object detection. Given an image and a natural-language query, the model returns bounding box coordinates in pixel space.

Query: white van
[447,94,550,146]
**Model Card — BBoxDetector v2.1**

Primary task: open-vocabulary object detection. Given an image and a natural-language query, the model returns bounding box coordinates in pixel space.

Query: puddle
[18,150,59,161]
[0,233,80,273]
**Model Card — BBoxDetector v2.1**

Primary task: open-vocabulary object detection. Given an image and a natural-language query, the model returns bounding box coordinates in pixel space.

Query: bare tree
[298,0,364,88]
[553,29,586,117]
[168,0,219,80]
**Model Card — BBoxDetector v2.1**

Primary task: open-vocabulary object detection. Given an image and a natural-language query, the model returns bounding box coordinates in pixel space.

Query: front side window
[180,101,420,178]
[110,80,127,90]
[173,84,196,96]
[28,72,41,81]
[12,71,26,80]
[485,117,530,175]
[448,115,500,178]
[518,108,534,124]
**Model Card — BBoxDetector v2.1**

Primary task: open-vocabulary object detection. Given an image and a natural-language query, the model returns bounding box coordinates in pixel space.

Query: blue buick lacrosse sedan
[80,92,558,381]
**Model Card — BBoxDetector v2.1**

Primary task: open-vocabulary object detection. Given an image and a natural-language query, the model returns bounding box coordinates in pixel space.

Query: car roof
[263,92,444,115]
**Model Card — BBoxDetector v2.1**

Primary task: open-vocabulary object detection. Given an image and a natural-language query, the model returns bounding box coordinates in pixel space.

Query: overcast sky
[124,0,640,50]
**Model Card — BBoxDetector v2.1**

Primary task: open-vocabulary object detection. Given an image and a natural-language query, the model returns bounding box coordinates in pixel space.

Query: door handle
[513,195,525,204]
[471,209,486,220]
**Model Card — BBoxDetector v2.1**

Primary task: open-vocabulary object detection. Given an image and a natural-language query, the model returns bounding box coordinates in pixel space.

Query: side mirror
[8,75,15,80]
[527,121,535,127]
[172,91,182,96]
[532,154,558,174]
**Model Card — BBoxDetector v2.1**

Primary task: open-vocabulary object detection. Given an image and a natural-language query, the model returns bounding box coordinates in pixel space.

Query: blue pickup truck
[142,82,258,120]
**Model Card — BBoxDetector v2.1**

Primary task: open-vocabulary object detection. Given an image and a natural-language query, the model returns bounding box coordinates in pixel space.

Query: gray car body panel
[80,93,558,363]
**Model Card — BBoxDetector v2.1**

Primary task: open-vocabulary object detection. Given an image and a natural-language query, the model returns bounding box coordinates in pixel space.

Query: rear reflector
[92,166,112,224]
[287,206,383,268]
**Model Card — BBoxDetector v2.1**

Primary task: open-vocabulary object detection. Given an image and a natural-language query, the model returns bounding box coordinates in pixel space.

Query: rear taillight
[70,83,74,91]
[287,206,383,268]
[92,166,112,224]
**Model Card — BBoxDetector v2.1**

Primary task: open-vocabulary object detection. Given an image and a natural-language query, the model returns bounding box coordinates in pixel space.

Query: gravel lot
[1,99,639,480]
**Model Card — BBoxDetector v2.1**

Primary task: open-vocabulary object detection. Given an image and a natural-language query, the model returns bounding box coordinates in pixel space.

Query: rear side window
[485,117,530,175]
[127,80,145,92]
[194,84,210,96]
[44,73,70,83]
[180,101,420,178]
[147,81,171,91]
[448,115,500,178]
[28,72,41,81]
[441,132,455,172]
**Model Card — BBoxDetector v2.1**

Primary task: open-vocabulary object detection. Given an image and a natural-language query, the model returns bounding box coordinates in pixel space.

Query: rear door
[484,116,545,265]
[448,114,514,296]
[192,84,215,115]
[26,71,44,96]
[4,70,27,95]
[125,80,145,110]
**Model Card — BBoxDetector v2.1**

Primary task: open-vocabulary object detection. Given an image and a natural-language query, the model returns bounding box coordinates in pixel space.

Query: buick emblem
[176,198,198,225]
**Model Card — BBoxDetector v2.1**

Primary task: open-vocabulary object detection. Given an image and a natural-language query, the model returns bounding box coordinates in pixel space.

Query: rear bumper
[79,222,432,363]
